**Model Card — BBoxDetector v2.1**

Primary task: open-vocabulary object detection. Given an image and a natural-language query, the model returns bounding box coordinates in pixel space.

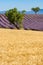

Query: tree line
[5,7,40,29]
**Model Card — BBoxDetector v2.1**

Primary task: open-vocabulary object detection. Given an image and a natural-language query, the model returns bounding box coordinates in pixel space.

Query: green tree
[5,8,24,29]
[31,7,40,14]
[22,10,26,14]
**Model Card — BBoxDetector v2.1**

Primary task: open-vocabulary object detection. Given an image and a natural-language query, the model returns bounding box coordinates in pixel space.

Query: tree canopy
[5,8,25,29]
[31,7,40,14]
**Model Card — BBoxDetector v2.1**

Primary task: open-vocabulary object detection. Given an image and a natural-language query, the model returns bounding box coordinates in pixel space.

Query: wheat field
[0,29,43,65]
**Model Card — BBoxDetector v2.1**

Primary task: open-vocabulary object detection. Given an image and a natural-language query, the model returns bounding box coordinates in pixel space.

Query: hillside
[23,14,43,30]
[0,14,16,29]
[0,14,43,31]
[0,29,43,65]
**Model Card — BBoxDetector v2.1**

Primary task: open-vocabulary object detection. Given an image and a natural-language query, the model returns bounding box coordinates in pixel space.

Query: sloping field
[1,14,43,30]
[23,14,43,30]
[0,29,43,65]
[0,14,16,29]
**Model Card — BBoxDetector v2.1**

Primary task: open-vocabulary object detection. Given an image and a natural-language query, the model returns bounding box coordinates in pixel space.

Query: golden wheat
[0,29,43,65]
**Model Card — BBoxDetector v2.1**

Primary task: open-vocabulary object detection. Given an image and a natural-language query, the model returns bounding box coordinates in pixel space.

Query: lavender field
[0,14,43,31]
[23,14,43,30]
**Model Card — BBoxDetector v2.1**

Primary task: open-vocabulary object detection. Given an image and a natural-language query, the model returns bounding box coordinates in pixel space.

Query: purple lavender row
[23,15,43,30]
[0,17,15,29]
[0,14,10,24]
[0,20,9,28]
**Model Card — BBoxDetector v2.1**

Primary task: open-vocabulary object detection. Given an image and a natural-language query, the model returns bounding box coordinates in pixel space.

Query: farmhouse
[0,14,43,30]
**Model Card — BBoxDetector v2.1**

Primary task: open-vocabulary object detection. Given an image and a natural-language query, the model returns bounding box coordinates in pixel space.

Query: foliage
[22,10,26,14]
[5,8,24,29]
[31,7,40,14]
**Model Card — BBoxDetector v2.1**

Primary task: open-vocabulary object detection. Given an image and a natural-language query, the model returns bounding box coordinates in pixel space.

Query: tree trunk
[14,22,20,29]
